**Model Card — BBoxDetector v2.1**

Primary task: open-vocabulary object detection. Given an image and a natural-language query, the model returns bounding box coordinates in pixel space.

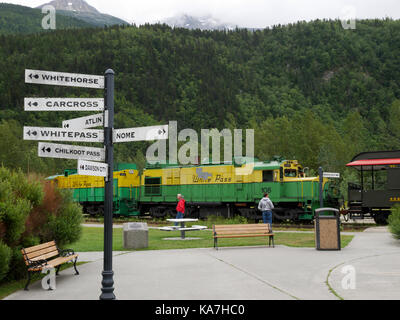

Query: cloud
[5,0,400,27]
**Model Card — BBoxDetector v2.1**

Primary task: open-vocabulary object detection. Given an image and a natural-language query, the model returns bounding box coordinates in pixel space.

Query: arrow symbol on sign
[42,147,51,153]
[29,74,39,80]
[27,130,37,136]
[158,129,166,135]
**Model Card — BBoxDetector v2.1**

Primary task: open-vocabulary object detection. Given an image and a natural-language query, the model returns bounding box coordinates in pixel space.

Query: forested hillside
[0,3,94,35]
[0,19,399,179]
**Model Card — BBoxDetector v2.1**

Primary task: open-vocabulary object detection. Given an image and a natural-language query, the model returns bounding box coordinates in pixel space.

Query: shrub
[388,205,400,239]
[0,241,11,282]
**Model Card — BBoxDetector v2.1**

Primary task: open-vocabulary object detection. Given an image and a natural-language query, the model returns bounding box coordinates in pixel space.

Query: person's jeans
[262,210,273,228]
[175,211,184,226]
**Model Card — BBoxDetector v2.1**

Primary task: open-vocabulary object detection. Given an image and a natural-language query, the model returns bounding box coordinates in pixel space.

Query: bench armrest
[60,249,75,257]
[28,259,48,268]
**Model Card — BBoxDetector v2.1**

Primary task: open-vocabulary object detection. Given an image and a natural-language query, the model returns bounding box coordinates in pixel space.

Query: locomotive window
[284,169,297,177]
[145,177,161,196]
[262,170,273,182]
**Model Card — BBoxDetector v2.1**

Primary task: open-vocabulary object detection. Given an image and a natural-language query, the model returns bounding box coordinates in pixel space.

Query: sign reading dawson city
[62,113,104,129]
[25,69,104,89]
[24,98,104,112]
[24,126,104,143]
[38,142,105,162]
[78,160,108,177]
[113,125,168,143]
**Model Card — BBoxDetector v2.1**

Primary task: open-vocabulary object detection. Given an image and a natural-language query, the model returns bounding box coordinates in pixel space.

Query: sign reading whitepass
[25,69,104,89]
[24,126,104,143]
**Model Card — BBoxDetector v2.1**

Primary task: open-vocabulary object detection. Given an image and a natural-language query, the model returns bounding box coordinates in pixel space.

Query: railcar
[47,157,340,222]
[346,150,400,224]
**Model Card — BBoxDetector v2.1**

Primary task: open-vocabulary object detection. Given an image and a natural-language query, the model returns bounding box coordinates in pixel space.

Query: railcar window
[284,169,297,177]
[262,170,273,182]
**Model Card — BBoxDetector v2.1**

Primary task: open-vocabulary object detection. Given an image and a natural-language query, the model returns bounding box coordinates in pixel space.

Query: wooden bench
[213,224,274,250]
[21,241,79,290]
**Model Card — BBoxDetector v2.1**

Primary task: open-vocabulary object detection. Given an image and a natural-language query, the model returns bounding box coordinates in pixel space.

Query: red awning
[346,158,400,170]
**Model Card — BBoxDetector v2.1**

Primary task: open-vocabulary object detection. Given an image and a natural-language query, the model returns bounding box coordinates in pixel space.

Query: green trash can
[314,208,341,251]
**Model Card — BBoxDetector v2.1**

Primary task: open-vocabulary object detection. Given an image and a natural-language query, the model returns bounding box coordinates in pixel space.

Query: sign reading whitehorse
[24,127,104,143]
[78,160,108,177]
[25,69,104,89]
[25,98,104,112]
[114,125,168,143]
[38,142,105,161]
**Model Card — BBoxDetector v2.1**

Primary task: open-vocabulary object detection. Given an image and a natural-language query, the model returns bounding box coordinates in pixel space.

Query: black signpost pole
[100,69,115,300]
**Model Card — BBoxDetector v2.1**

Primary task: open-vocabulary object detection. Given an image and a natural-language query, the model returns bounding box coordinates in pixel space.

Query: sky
[3,0,400,28]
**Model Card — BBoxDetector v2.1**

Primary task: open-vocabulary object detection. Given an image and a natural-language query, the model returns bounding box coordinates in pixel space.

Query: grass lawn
[70,227,354,252]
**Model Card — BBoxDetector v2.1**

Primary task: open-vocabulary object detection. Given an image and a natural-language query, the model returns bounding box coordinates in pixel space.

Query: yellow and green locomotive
[47,158,340,222]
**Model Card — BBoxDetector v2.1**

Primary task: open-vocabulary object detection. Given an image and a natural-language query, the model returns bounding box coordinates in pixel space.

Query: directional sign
[78,160,108,177]
[25,98,104,112]
[113,125,168,143]
[38,142,105,161]
[62,113,104,129]
[25,69,104,89]
[24,127,103,143]
[323,172,341,179]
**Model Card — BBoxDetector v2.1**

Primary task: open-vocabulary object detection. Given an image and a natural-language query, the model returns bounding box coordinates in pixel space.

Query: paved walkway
[4,227,400,300]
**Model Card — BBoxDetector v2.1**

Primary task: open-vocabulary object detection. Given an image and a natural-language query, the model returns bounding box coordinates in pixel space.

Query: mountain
[162,14,237,30]
[0,3,93,35]
[37,0,99,13]
[37,0,128,27]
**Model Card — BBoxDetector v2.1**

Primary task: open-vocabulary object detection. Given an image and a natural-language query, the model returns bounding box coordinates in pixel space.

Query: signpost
[38,142,105,162]
[62,113,104,129]
[24,68,169,300]
[23,127,104,143]
[323,172,341,179]
[114,125,168,143]
[25,98,104,112]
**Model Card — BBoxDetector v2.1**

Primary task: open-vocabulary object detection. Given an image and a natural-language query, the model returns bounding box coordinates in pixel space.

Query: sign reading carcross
[25,98,104,111]
[25,69,104,89]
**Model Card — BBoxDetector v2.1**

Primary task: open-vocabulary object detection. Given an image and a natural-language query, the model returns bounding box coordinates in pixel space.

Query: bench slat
[25,246,58,260]
[30,250,60,262]
[214,234,273,239]
[214,224,268,229]
[22,241,56,254]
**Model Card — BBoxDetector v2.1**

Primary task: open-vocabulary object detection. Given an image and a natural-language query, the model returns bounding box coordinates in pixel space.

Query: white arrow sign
[38,142,105,161]
[323,172,341,179]
[25,98,104,112]
[24,127,103,143]
[25,69,104,89]
[113,125,168,143]
[62,113,104,129]
[78,160,108,177]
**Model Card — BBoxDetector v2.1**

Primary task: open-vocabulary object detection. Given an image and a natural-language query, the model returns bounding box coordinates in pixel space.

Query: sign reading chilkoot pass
[114,125,168,143]
[25,69,104,89]
[62,113,104,129]
[38,142,105,162]
[24,126,104,143]
[78,160,108,177]
[25,98,104,112]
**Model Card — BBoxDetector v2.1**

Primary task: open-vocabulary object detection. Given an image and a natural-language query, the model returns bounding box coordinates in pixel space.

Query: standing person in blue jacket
[258,193,274,230]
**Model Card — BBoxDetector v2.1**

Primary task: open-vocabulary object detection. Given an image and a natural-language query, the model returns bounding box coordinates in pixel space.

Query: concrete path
[4,227,400,300]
